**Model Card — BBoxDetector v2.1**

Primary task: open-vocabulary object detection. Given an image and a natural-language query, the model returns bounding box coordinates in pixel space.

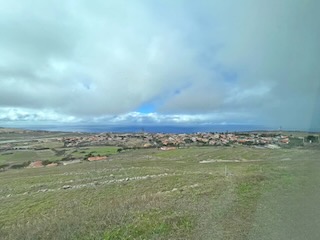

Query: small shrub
[10,161,31,169]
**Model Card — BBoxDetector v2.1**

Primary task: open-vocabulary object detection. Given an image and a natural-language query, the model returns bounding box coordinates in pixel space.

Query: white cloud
[0,0,319,130]
[91,111,254,126]
[0,107,78,122]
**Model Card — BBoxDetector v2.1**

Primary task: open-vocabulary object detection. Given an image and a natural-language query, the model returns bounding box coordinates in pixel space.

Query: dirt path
[248,159,320,240]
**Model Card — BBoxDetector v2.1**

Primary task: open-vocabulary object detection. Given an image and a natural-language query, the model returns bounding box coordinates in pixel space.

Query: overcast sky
[0,0,319,130]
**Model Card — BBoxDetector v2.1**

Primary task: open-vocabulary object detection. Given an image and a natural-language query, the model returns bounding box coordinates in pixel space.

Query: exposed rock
[38,189,48,192]
[61,159,82,165]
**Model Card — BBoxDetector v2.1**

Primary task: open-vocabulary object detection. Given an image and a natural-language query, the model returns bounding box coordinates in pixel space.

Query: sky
[0,0,319,131]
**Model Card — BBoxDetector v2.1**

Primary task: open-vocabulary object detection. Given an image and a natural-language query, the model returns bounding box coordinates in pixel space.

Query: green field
[1,145,319,239]
[0,146,120,166]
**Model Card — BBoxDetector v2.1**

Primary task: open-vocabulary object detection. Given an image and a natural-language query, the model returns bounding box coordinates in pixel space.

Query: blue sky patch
[137,102,157,113]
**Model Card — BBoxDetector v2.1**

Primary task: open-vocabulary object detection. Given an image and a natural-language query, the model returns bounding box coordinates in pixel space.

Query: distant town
[63,132,291,149]
[0,127,319,171]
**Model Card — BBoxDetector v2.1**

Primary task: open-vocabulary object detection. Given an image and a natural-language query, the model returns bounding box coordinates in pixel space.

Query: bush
[42,160,53,166]
[306,135,318,143]
[10,161,31,169]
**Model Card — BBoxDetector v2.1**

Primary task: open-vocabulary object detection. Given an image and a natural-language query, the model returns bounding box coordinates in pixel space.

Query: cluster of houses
[62,132,290,148]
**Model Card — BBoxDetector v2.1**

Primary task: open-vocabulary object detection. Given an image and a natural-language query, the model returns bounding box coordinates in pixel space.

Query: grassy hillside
[1,146,319,239]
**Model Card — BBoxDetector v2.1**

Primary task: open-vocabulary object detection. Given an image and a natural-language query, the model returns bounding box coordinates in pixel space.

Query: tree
[306,135,317,143]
